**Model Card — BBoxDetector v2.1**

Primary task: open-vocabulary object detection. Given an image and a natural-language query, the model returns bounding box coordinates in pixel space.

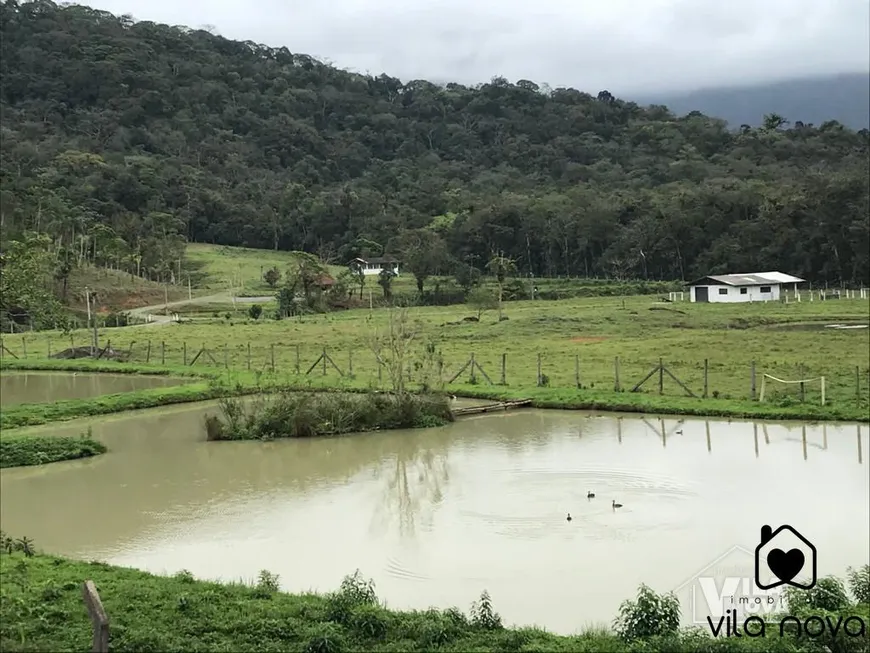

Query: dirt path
[126,292,275,327]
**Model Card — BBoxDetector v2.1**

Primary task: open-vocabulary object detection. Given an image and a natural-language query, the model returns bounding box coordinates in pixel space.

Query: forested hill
[1,1,868,286]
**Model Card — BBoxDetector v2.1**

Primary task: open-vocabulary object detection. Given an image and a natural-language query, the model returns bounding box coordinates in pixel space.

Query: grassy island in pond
[0,430,106,469]
[205,392,454,440]
[0,545,866,653]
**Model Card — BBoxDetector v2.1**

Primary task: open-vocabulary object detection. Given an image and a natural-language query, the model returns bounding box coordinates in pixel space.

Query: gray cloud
[84,0,869,94]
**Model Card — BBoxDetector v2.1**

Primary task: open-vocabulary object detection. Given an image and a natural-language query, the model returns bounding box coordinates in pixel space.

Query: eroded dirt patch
[570,336,608,344]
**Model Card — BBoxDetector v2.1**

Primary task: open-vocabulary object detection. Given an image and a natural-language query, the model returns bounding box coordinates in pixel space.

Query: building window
[740,288,747,295]
[760,286,771,293]
[718,288,728,295]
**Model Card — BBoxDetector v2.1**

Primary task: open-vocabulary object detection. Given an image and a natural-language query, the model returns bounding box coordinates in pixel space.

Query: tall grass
[205,392,453,440]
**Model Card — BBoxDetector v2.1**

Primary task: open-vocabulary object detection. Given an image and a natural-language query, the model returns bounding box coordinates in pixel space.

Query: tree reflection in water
[369,439,451,538]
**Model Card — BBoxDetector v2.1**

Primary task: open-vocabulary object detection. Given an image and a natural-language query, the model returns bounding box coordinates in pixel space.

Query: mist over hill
[637,73,870,129]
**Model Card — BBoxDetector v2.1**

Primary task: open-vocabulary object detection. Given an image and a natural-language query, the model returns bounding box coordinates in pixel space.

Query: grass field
[3,294,868,421]
[184,243,346,293]
[67,243,689,317]
[179,243,683,299]
[1,549,864,652]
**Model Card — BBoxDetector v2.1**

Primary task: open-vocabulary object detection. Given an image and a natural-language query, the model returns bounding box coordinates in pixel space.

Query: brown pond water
[0,372,188,405]
[0,404,867,634]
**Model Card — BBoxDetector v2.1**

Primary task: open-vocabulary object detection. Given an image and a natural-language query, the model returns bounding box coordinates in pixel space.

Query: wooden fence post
[247,342,251,371]
[500,353,507,385]
[574,355,580,388]
[703,359,709,398]
[614,356,621,392]
[470,352,476,383]
[145,340,151,363]
[658,358,664,394]
[183,341,188,366]
[82,580,109,653]
[161,341,165,365]
[21,336,27,359]
[348,350,353,376]
[295,344,300,374]
[377,356,382,382]
[270,344,276,373]
[750,361,756,400]
[536,353,542,386]
[47,339,52,359]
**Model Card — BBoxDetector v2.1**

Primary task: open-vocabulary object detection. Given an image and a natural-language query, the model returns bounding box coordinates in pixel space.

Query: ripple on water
[384,556,432,582]
[454,466,698,540]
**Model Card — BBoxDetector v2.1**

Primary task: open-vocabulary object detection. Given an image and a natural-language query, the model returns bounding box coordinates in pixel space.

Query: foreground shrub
[613,584,680,642]
[847,565,870,605]
[205,391,453,440]
[0,430,106,468]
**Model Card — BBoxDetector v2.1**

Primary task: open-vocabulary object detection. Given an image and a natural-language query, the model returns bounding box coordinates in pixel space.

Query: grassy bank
[206,392,453,440]
[1,357,868,425]
[0,430,106,468]
[2,547,865,653]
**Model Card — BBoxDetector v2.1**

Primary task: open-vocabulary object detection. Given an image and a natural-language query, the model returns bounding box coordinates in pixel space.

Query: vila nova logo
[675,525,867,640]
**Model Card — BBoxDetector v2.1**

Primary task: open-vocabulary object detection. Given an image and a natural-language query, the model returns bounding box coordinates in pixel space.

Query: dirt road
[126,292,274,327]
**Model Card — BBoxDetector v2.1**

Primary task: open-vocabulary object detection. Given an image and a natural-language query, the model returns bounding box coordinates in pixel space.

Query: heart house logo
[754,524,817,591]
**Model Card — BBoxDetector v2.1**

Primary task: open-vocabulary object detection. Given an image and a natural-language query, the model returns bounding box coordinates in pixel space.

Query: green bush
[205,392,453,440]
[847,565,870,605]
[0,430,106,468]
[613,584,680,642]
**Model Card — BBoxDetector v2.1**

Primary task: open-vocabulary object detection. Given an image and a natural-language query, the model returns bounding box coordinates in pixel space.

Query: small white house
[349,257,400,277]
[687,271,805,303]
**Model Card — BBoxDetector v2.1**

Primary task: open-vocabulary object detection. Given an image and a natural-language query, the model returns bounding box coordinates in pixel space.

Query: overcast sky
[82,0,870,95]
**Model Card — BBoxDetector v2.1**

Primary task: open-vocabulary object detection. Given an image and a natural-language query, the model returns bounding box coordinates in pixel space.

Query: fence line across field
[1,335,867,405]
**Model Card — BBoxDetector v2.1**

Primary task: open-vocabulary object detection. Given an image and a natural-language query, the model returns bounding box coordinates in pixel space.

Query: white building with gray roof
[686,271,805,303]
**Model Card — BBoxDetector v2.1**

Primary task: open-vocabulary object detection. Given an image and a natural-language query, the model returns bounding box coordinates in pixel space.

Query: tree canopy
[1,0,868,286]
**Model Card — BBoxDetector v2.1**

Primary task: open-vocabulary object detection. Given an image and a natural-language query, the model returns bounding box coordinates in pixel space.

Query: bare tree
[368,307,420,396]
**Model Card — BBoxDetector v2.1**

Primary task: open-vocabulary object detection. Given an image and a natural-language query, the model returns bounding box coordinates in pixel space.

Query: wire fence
[1,333,868,407]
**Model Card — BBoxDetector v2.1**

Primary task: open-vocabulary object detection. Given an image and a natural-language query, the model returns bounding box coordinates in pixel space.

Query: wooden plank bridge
[452,399,532,416]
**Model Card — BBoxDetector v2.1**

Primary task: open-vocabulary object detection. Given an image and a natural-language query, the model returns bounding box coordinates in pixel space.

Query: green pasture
[3,295,868,417]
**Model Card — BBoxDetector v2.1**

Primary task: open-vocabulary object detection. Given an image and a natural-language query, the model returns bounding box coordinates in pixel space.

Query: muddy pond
[0,402,867,634]
[0,371,189,406]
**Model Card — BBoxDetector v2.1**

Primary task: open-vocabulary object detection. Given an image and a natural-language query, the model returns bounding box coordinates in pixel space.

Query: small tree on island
[368,307,419,396]
[369,307,445,395]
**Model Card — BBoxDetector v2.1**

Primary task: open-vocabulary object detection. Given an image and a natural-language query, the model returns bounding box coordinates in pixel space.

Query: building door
[695,286,709,303]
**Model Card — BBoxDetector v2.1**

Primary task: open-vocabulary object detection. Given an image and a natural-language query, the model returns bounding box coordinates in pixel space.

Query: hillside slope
[638,73,870,130]
[0,1,868,288]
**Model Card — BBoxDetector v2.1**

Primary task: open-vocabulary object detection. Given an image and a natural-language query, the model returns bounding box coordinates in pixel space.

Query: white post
[188,277,192,301]
[820,377,825,406]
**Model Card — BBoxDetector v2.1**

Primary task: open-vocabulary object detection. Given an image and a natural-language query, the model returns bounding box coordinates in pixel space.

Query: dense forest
[1,0,869,301]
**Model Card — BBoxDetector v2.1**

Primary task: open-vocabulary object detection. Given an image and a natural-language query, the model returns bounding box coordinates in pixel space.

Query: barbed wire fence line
[1,333,868,407]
